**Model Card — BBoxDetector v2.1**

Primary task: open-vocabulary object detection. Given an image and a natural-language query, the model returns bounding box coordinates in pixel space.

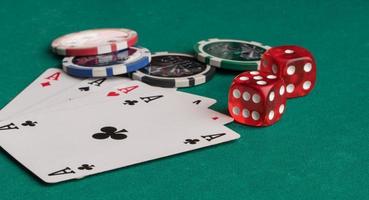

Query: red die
[228,71,287,127]
[259,45,316,98]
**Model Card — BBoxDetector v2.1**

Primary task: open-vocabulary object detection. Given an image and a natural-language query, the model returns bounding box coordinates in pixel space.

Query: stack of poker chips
[50,28,217,88]
[51,28,151,78]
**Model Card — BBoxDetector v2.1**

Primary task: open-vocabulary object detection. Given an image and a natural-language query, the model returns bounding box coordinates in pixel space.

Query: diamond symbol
[41,81,51,87]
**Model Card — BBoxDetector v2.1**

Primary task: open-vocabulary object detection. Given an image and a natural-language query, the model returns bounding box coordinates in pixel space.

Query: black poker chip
[131,52,216,88]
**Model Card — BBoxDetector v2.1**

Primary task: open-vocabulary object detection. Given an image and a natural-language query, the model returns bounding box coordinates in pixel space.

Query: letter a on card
[45,72,61,81]
[117,85,139,94]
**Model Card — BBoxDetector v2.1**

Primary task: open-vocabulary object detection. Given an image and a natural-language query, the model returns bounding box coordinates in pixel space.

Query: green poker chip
[194,38,271,71]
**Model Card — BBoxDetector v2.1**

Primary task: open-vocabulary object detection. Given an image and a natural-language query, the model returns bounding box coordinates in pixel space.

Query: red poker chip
[51,28,138,56]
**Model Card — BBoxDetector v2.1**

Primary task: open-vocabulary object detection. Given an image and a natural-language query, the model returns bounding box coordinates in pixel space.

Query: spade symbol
[79,86,90,92]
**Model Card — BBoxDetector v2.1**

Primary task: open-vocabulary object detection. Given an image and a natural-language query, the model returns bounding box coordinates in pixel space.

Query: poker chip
[62,47,151,78]
[194,38,271,71]
[131,52,216,88]
[51,28,138,56]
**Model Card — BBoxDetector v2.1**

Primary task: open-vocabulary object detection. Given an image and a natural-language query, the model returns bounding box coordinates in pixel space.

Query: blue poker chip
[62,47,151,78]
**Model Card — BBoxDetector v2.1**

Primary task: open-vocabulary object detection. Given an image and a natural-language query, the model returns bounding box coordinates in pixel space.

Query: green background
[1,0,368,199]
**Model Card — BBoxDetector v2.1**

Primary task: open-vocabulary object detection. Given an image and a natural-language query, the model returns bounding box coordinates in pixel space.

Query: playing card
[0,68,83,121]
[0,87,239,183]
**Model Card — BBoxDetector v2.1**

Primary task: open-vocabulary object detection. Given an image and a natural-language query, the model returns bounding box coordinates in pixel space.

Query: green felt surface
[1,0,368,199]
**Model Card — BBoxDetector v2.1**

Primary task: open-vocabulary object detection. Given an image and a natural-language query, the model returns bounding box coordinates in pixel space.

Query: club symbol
[184,139,200,145]
[78,164,95,170]
[123,100,138,106]
[79,86,90,91]
[21,120,38,127]
[92,126,128,140]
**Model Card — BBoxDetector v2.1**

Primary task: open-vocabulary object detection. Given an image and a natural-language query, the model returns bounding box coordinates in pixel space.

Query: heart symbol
[107,91,119,97]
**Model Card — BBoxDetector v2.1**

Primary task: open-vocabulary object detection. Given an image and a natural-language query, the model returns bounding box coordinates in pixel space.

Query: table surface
[1,0,368,199]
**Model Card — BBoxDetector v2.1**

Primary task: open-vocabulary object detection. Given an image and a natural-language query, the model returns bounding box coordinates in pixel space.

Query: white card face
[0,68,83,121]
[0,88,239,183]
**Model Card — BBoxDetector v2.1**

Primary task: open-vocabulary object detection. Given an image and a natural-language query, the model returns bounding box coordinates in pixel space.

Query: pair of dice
[228,45,316,126]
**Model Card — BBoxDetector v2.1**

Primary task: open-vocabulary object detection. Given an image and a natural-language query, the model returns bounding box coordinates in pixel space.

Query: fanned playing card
[10,76,133,118]
[0,68,83,121]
